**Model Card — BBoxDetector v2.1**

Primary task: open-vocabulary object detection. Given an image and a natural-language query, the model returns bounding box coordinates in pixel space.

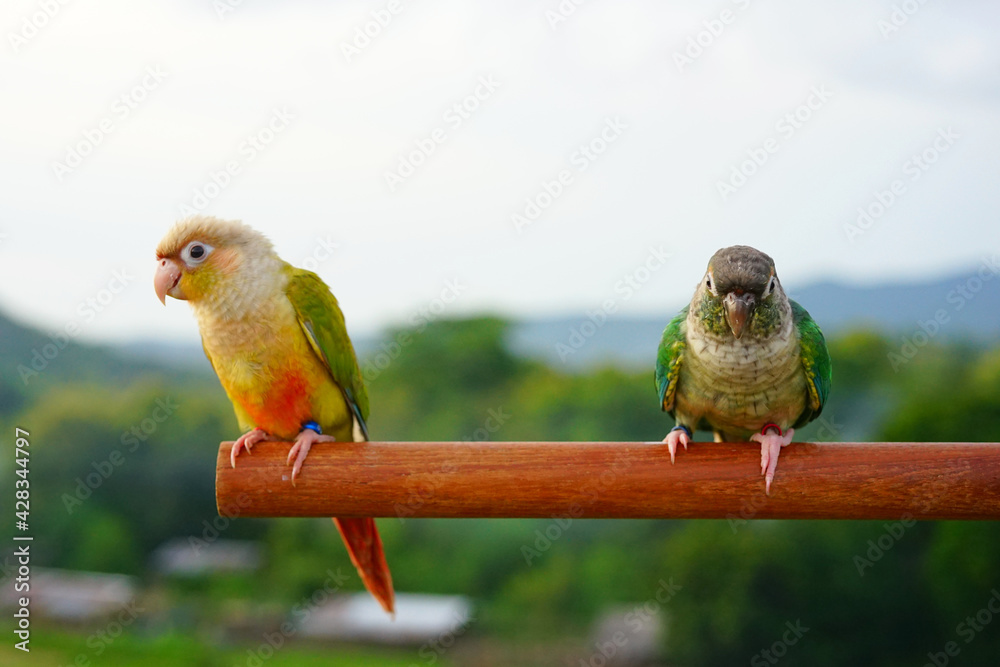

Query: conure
[655,245,831,494]
[154,216,394,613]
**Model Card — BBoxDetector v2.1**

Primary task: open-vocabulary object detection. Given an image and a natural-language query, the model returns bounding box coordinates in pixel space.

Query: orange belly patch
[237,369,317,440]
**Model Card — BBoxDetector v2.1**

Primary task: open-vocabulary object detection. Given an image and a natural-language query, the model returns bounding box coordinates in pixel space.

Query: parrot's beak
[723,291,755,339]
[154,258,185,305]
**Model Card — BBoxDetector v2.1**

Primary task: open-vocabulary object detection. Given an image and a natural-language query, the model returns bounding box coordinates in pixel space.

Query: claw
[750,427,794,495]
[287,429,338,486]
[231,428,269,468]
[662,428,690,465]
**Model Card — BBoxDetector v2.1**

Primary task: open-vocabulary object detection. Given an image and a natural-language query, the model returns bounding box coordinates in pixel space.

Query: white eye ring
[705,273,714,293]
[765,276,777,296]
[182,241,213,265]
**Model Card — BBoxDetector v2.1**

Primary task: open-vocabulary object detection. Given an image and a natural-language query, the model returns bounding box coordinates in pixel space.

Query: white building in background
[587,604,665,666]
[297,593,473,645]
[151,538,262,576]
[0,567,138,623]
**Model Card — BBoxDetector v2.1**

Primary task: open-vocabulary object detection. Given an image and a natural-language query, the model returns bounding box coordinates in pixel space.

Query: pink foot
[751,427,795,495]
[662,428,690,464]
[231,428,270,468]
[286,429,338,486]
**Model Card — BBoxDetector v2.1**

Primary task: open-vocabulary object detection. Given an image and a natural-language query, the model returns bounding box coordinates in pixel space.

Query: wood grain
[215,441,1000,520]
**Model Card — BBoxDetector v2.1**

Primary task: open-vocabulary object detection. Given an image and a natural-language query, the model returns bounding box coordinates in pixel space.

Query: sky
[0,0,998,345]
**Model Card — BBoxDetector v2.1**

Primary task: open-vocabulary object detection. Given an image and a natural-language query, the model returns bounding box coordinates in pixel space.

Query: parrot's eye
[765,276,777,296]
[705,275,714,292]
[182,241,213,265]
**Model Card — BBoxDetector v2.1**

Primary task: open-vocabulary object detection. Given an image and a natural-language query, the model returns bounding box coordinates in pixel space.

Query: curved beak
[154,257,185,305]
[723,291,755,339]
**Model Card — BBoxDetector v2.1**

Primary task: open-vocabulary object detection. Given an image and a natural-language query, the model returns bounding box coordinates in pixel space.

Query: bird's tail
[333,517,395,615]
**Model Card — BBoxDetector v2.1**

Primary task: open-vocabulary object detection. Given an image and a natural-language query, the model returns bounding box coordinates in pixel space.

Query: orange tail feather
[333,517,395,614]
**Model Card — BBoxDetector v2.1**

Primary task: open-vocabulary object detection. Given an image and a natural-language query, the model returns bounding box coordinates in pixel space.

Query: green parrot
[655,245,831,494]
[154,216,394,613]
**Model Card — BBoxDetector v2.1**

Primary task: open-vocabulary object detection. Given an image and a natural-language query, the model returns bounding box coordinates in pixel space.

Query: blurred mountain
[786,271,1000,335]
[0,310,210,416]
[118,339,215,369]
[509,269,1000,369]
[6,268,995,378]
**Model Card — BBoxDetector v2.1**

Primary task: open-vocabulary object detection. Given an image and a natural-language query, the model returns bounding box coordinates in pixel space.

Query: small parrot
[154,216,394,613]
[655,245,831,494]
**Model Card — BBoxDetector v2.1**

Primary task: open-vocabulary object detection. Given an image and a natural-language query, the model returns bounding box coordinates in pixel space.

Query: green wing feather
[655,306,688,414]
[791,299,831,428]
[283,264,370,438]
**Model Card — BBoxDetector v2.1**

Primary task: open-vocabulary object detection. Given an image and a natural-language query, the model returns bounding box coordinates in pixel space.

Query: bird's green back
[655,306,688,414]
[283,264,370,434]
[791,299,831,428]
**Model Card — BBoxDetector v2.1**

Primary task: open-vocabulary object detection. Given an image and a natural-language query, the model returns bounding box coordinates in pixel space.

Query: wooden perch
[215,441,1000,520]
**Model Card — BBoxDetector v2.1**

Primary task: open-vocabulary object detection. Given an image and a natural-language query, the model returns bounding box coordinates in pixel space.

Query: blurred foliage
[1,311,999,665]
[0,626,438,667]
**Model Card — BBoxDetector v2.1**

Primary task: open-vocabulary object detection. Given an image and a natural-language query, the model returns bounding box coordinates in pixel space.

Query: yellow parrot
[154,216,394,613]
